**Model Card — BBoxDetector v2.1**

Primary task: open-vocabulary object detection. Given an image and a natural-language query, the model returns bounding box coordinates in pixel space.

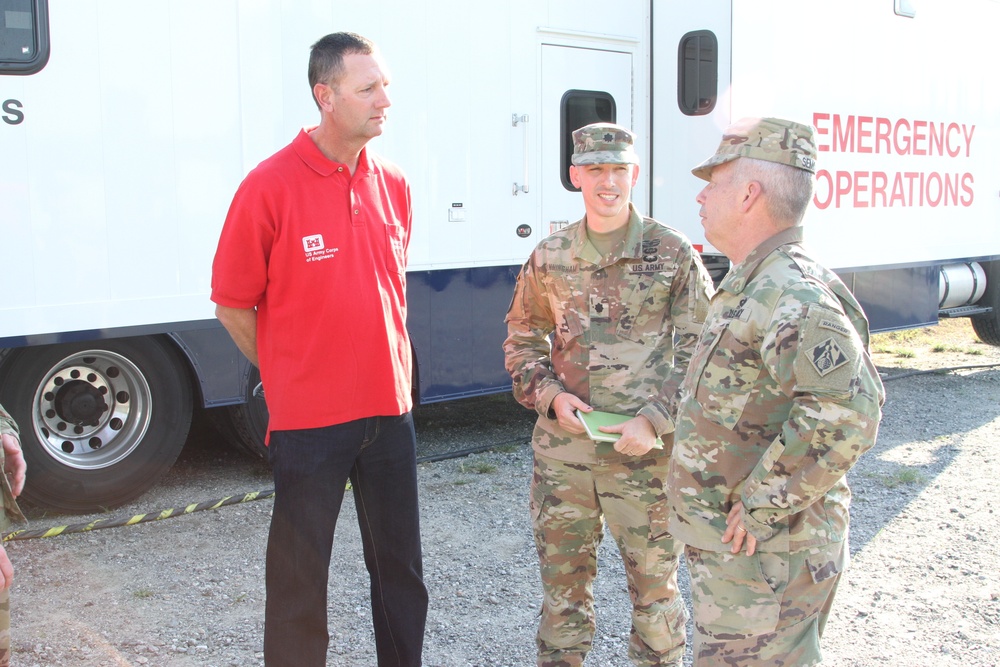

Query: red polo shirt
[211,128,412,439]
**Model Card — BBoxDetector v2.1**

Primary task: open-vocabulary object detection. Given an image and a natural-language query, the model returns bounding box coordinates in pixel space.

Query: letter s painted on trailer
[2,99,24,125]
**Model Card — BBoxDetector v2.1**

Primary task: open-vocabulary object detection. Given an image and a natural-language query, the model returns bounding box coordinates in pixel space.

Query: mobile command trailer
[3,1,999,514]
[652,0,1000,339]
[0,0,653,512]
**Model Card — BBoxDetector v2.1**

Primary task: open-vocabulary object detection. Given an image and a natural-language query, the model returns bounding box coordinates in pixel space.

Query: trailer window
[0,0,49,75]
[678,30,717,116]
[560,90,617,191]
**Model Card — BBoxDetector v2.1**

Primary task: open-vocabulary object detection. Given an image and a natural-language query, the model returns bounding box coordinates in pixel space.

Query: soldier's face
[696,160,742,253]
[570,162,639,228]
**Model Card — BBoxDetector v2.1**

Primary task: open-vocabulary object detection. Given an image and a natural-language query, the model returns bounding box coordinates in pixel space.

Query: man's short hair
[730,157,815,226]
[308,32,376,108]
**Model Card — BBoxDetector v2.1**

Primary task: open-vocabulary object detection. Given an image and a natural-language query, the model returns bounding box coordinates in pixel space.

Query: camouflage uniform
[505,123,713,667]
[667,118,885,666]
[0,404,26,667]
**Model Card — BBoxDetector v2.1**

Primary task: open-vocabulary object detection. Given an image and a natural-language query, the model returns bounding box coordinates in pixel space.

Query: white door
[540,43,638,238]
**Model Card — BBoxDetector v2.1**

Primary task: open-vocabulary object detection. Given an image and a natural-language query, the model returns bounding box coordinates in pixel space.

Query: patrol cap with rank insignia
[571,123,639,166]
[691,117,818,181]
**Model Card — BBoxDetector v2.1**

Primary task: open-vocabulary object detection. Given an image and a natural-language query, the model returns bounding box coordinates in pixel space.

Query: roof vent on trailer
[894,0,917,18]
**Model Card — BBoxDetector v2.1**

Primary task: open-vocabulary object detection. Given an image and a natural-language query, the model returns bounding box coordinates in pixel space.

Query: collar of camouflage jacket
[719,225,805,295]
[574,203,645,267]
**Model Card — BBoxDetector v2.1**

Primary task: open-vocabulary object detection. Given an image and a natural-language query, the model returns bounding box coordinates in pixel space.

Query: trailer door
[540,42,640,236]
[650,1,732,254]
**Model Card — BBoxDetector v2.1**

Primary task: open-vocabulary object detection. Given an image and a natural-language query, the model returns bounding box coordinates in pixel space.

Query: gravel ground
[7,319,1000,666]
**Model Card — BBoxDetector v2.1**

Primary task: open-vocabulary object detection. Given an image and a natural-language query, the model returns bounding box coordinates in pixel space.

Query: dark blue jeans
[263,414,428,667]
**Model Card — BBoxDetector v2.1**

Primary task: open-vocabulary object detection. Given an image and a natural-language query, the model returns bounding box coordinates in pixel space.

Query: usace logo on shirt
[302,234,340,263]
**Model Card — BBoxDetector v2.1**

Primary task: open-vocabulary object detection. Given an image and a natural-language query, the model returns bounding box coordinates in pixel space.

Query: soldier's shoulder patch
[807,337,850,377]
[793,302,862,394]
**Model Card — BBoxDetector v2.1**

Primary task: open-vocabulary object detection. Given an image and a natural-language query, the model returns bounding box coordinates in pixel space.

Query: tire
[211,365,269,460]
[0,337,193,513]
[971,260,1000,345]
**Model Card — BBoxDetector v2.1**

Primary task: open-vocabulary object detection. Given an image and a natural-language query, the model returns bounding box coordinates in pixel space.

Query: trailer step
[939,305,993,318]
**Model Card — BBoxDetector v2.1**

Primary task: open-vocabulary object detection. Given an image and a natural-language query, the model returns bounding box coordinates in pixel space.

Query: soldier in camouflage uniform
[666,117,886,666]
[504,123,714,667]
[0,403,28,667]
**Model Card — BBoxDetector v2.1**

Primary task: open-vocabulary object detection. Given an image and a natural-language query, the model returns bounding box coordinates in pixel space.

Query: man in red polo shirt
[211,32,427,667]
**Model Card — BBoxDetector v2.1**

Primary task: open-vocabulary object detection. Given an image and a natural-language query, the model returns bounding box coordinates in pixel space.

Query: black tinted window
[560,90,616,191]
[0,0,49,74]
[678,30,717,116]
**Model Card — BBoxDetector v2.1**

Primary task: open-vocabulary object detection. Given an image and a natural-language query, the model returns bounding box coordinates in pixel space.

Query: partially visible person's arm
[1,434,25,499]
[216,305,259,367]
[0,544,12,591]
[504,257,566,419]
[0,405,25,498]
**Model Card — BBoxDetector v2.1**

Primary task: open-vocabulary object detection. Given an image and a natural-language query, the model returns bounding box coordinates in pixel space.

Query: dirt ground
[6,318,1000,666]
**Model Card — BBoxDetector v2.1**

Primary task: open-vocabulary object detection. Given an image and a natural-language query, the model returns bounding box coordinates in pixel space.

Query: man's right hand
[551,392,591,435]
[215,305,260,366]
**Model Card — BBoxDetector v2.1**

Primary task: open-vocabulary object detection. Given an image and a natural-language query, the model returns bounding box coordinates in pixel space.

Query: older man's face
[695,160,744,256]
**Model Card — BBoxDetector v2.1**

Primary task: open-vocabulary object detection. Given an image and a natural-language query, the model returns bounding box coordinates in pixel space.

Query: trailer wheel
[0,338,193,513]
[971,260,1000,346]
[212,365,269,460]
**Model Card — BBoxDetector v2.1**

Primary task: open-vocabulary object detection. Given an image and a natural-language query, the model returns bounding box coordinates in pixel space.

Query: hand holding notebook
[575,409,664,449]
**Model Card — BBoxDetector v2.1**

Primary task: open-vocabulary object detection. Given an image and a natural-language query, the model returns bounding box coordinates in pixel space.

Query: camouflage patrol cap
[691,117,817,181]
[571,123,639,165]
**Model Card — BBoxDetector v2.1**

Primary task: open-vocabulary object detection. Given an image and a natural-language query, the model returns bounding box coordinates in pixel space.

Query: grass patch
[460,462,497,475]
[932,344,985,356]
[873,347,916,358]
[863,466,927,489]
[883,466,927,488]
[871,327,932,346]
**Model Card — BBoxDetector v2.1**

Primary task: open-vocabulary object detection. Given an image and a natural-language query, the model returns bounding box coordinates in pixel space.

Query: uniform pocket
[805,540,848,584]
[692,321,761,430]
[617,274,672,344]
[647,497,672,542]
[687,548,781,636]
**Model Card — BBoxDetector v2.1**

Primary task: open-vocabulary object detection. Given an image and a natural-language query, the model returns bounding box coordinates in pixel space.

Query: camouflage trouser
[0,586,8,667]
[685,540,846,667]
[530,453,686,667]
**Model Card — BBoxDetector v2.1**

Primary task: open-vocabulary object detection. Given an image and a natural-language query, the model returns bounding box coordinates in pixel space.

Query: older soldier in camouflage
[504,122,714,667]
[666,117,886,666]
[0,403,27,667]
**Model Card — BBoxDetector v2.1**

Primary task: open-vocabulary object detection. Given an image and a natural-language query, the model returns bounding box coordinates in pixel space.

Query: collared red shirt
[212,128,412,438]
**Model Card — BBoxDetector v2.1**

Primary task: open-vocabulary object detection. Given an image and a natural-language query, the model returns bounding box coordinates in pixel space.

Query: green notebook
[575,410,664,448]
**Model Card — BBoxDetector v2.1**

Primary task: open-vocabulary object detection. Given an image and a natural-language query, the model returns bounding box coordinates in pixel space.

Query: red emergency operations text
[812,112,976,210]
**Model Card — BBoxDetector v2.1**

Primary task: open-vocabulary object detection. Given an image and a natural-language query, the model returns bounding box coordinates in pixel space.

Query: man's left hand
[722,500,757,556]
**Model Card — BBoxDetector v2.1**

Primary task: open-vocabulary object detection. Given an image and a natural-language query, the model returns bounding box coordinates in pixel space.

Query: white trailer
[652,0,1000,340]
[1,0,998,512]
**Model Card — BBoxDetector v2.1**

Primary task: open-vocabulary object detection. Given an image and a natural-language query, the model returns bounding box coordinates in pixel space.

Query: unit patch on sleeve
[808,338,849,377]
[793,301,863,394]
